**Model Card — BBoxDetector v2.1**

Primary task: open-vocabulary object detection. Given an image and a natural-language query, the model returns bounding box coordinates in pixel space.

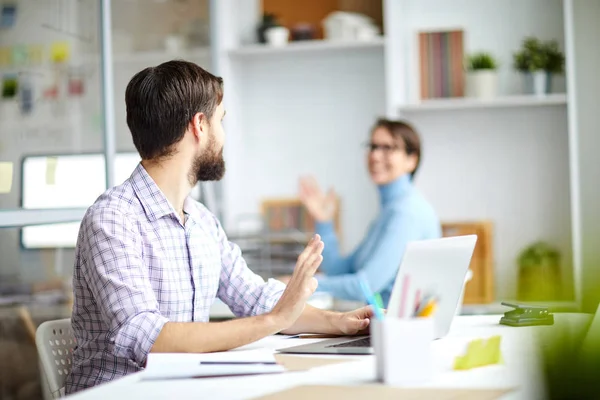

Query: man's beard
[189,136,226,184]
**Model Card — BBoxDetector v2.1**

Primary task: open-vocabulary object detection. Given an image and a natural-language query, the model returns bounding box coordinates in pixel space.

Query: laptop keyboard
[327,337,371,348]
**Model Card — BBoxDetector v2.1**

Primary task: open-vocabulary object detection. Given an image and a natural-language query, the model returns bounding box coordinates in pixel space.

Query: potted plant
[465,52,499,99]
[513,37,565,95]
[516,241,561,301]
[543,39,566,83]
[257,13,280,44]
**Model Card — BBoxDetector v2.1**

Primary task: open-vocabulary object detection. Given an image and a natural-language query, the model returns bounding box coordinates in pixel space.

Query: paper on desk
[143,349,285,380]
[273,354,355,371]
[0,162,13,193]
[453,335,503,370]
[252,385,512,400]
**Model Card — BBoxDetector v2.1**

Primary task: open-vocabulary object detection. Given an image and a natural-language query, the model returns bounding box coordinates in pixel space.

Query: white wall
[406,106,573,300]
[567,0,600,312]
[224,49,386,252]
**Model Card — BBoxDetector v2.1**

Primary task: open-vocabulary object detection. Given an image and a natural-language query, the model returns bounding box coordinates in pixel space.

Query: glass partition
[0,2,214,398]
[0,0,106,217]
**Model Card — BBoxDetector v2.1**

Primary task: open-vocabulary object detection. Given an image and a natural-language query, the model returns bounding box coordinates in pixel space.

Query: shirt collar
[183,196,201,222]
[130,163,179,222]
[130,163,202,223]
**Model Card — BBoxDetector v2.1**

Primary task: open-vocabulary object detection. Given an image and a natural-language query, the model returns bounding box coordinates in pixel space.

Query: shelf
[399,94,568,112]
[228,37,385,57]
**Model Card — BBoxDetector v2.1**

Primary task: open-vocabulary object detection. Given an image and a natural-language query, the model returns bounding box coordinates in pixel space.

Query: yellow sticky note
[50,41,70,63]
[0,162,13,194]
[453,335,503,370]
[0,47,10,66]
[46,157,58,185]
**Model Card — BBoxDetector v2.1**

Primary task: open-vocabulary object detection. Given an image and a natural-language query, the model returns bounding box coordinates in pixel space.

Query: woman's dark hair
[372,118,422,179]
[125,60,224,160]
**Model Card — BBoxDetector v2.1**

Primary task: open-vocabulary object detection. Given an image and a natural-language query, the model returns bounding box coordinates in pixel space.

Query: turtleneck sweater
[314,174,441,306]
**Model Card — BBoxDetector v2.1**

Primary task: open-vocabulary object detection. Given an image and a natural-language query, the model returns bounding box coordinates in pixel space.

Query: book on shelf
[419,29,465,100]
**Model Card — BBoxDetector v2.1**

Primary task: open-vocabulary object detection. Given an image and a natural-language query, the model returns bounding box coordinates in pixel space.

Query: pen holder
[371,317,434,386]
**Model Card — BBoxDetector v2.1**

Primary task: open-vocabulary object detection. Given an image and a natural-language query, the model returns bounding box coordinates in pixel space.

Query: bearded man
[66,60,373,394]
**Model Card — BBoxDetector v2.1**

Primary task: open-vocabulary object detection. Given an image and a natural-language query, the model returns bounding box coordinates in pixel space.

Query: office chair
[35,319,75,399]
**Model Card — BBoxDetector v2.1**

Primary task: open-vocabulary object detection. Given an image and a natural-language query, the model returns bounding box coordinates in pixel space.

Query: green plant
[543,39,566,74]
[517,241,562,301]
[513,36,565,73]
[517,241,560,269]
[513,37,545,72]
[466,52,498,70]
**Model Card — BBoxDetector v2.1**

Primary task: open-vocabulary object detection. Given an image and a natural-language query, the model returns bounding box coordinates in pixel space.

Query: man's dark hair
[125,60,223,160]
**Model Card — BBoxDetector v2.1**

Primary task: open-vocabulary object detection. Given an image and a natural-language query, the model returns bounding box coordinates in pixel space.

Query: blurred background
[0,0,599,398]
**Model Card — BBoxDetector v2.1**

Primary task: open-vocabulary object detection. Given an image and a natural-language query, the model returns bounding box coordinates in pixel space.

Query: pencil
[398,275,410,318]
[417,300,438,317]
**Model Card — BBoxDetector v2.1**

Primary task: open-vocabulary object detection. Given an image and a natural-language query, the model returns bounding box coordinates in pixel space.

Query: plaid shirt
[65,164,285,394]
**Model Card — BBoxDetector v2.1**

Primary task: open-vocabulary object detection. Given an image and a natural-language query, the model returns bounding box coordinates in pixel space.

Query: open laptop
[276,235,478,355]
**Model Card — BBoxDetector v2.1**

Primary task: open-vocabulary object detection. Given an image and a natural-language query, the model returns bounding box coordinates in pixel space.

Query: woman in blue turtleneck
[297,119,441,307]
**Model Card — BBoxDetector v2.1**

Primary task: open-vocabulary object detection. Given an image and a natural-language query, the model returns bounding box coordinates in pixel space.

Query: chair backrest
[35,318,75,398]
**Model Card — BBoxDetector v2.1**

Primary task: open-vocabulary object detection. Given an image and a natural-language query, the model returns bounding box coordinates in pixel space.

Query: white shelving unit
[212,0,599,308]
[228,37,385,57]
[399,93,568,112]
[383,0,578,304]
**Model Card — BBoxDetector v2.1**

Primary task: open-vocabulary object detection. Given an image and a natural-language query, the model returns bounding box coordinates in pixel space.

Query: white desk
[66,314,592,400]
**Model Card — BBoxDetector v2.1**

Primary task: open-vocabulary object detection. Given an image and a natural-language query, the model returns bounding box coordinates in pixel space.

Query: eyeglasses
[364,142,402,155]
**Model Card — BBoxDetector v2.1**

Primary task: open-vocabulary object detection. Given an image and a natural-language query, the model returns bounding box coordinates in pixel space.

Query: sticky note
[0,47,10,66]
[11,45,28,65]
[50,41,70,63]
[46,156,58,185]
[0,162,13,193]
[28,44,44,65]
[453,335,503,370]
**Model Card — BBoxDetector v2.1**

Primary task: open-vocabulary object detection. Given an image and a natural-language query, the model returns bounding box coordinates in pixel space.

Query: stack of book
[419,29,465,100]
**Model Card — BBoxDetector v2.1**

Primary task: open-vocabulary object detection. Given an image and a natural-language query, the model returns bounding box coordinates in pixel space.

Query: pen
[374,293,384,311]
[199,361,278,365]
[359,279,384,320]
[414,293,435,314]
[413,289,421,316]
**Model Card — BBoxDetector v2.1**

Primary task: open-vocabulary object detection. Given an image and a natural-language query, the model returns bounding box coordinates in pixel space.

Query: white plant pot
[265,26,289,47]
[466,70,498,99]
[533,70,549,96]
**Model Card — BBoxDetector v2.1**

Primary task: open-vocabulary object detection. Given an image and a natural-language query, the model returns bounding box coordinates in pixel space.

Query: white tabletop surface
[66,313,593,400]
